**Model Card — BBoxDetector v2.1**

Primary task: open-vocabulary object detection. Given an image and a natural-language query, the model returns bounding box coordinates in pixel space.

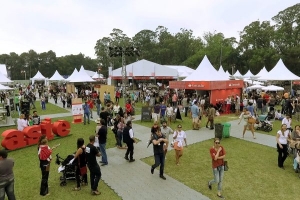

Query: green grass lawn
[11,102,70,118]
[0,116,121,200]
[142,138,299,200]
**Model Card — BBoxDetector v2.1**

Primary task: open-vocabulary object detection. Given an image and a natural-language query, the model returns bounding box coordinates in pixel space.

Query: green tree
[272,3,300,75]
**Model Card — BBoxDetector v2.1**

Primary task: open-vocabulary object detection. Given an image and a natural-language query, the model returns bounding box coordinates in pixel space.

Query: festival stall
[30,71,48,85]
[169,55,243,104]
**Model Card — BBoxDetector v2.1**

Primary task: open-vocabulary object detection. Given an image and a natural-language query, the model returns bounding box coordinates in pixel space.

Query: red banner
[210,89,241,104]
[225,80,244,89]
[169,80,243,90]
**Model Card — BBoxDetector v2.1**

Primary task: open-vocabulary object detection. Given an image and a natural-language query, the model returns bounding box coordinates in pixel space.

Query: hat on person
[95,118,101,124]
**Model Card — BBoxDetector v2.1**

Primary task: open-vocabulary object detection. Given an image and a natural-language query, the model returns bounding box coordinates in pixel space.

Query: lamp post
[21,70,26,80]
[109,46,140,105]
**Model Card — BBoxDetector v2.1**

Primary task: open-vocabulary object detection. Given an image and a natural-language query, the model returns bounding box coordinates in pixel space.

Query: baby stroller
[56,153,76,186]
[255,116,273,132]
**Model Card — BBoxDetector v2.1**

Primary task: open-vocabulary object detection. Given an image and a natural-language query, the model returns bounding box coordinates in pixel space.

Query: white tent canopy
[218,65,228,78]
[111,59,178,78]
[31,71,46,80]
[66,69,79,81]
[262,85,284,91]
[233,70,243,77]
[164,65,195,78]
[68,66,95,82]
[49,70,66,81]
[259,59,300,80]
[0,84,13,90]
[92,72,104,79]
[183,55,228,81]
[0,72,13,83]
[243,70,254,77]
[247,84,265,90]
[255,66,269,78]
[0,64,8,77]
[225,71,231,77]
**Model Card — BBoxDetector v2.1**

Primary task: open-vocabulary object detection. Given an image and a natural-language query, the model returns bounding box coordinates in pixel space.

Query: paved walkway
[42,99,278,200]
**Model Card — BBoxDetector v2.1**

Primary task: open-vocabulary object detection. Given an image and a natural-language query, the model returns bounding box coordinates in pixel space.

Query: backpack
[39,146,52,160]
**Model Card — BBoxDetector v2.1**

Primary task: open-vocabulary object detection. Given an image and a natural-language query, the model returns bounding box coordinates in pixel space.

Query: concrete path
[100,118,278,200]
[42,99,278,200]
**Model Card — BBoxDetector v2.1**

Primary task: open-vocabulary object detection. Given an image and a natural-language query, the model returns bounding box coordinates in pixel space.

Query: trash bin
[222,123,231,138]
[215,123,224,139]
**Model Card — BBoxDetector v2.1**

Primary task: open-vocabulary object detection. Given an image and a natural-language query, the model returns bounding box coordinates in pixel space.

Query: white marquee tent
[255,67,269,78]
[68,66,95,82]
[49,70,65,81]
[218,65,228,78]
[0,84,13,90]
[92,72,104,79]
[225,71,231,77]
[233,70,243,77]
[164,65,195,78]
[0,64,8,77]
[31,71,46,80]
[183,55,228,81]
[66,69,79,81]
[111,59,178,79]
[0,72,13,83]
[258,59,300,80]
[243,70,254,77]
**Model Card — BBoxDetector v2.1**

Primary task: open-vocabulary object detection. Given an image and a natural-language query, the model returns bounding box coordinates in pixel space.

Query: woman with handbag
[238,107,256,139]
[208,138,226,199]
[172,124,187,166]
[73,138,88,191]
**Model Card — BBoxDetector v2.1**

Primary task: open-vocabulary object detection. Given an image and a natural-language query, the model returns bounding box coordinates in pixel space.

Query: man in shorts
[191,101,200,130]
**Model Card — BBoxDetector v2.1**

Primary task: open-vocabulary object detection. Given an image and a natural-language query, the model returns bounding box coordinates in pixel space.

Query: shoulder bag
[223,160,229,171]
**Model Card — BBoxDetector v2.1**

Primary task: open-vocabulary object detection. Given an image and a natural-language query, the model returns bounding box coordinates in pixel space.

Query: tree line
[1,3,299,80]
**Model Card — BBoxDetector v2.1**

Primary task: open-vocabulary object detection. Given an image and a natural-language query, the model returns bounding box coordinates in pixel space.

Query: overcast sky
[0,0,298,58]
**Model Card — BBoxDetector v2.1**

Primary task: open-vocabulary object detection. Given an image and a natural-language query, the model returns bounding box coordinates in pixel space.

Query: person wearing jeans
[83,101,90,125]
[208,138,226,199]
[86,135,101,195]
[97,119,108,166]
[150,128,168,180]
[0,149,16,200]
[276,124,291,169]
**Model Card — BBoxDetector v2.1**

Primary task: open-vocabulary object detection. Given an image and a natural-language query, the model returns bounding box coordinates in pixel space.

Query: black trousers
[184,107,189,117]
[125,142,134,160]
[40,165,49,196]
[75,166,88,188]
[5,105,10,117]
[152,153,165,175]
[277,143,288,167]
[89,166,101,191]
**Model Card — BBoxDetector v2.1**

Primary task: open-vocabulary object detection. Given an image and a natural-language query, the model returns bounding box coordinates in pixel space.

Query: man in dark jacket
[97,119,108,166]
[123,121,137,162]
[150,128,168,180]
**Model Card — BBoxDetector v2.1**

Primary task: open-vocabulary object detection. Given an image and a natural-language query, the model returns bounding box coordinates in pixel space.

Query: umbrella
[262,85,284,91]
[247,85,265,90]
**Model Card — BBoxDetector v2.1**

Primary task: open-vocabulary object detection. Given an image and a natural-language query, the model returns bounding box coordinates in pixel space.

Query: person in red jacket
[125,100,132,115]
[88,98,94,119]
[115,90,121,103]
[208,138,226,199]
